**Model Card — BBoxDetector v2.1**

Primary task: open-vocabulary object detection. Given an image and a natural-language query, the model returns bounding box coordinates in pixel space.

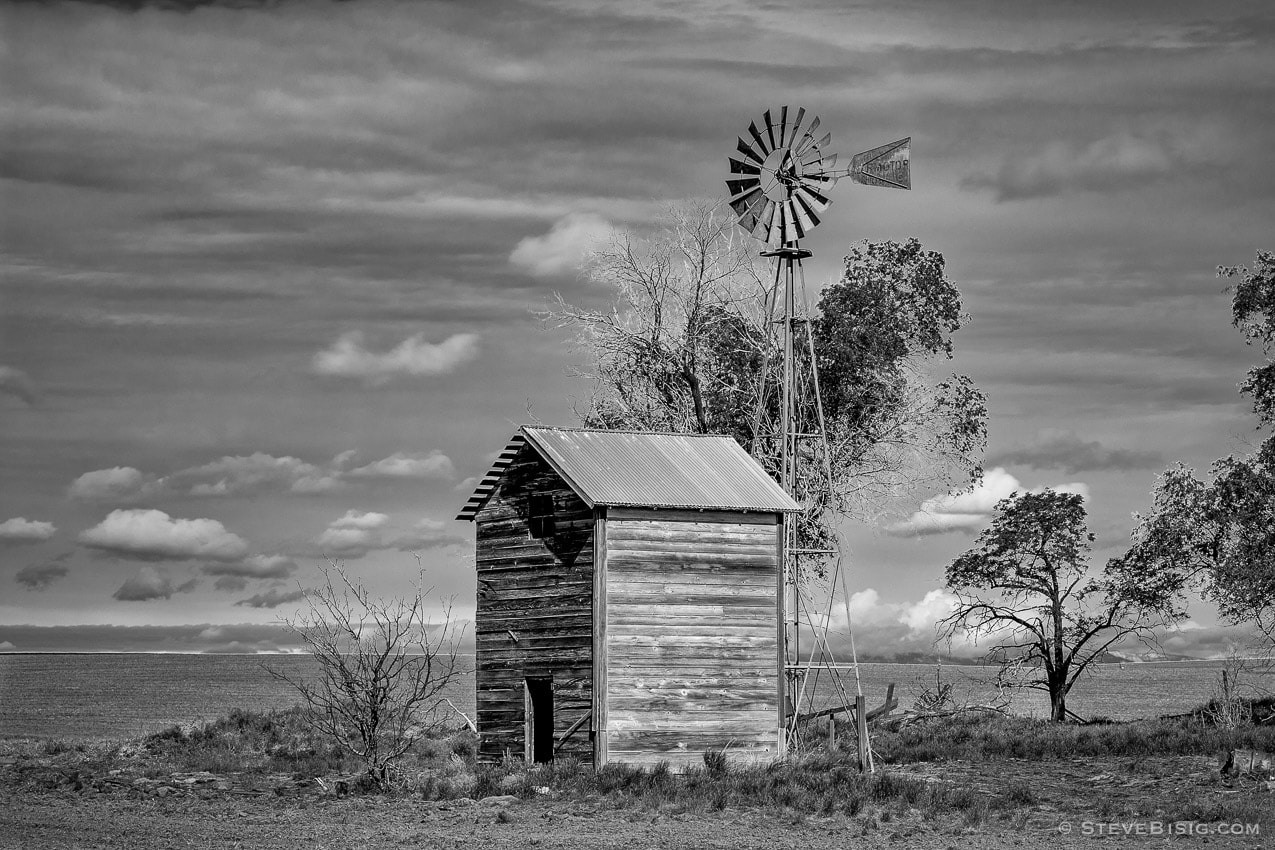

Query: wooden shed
[456,426,799,770]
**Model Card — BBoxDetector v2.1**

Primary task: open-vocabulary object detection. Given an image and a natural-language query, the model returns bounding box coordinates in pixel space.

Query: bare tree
[273,562,464,783]
[940,491,1176,722]
[544,199,770,436]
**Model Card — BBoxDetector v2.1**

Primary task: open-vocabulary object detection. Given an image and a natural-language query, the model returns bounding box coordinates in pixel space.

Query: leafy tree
[546,201,986,555]
[272,564,464,785]
[1118,251,1275,641]
[940,491,1175,722]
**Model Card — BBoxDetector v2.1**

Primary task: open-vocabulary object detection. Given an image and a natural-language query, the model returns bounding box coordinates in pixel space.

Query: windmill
[725,107,910,761]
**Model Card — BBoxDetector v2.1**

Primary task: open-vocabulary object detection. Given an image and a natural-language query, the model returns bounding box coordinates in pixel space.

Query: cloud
[961,132,1194,202]
[509,212,615,277]
[899,589,961,634]
[67,449,451,503]
[214,575,248,592]
[235,588,305,609]
[0,517,56,543]
[201,554,298,581]
[392,518,467,551]
[0,366,36,405]
[15,563,69,590]
[313,510,391,557]
[68,467,156,501]
[112,566,198,602]
[0,641,14,651]
[80,509,249,562]
[174,453,335,497]
[312,331,479,384]
[347,451,455,479]
[330,510,390,530]
[989,429,1164,473]
[885,468,1089,537]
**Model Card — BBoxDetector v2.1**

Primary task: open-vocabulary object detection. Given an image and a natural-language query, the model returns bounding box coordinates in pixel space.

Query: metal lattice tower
[725,107,910,755]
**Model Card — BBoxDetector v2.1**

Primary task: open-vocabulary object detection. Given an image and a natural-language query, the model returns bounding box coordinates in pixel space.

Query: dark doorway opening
[525,677,554,763]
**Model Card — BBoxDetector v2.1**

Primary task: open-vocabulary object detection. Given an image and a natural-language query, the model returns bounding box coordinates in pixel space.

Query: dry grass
[872,710,1275,763]
[6,706,1271,832]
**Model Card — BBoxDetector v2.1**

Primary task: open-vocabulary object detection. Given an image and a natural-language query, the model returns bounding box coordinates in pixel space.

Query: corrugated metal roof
[457,426,799,520]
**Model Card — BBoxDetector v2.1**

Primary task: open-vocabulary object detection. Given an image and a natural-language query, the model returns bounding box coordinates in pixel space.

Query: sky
[1,0,1272,658]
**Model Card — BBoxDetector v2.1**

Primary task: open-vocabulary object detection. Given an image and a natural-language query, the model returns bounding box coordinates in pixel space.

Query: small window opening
[529,493,555,538]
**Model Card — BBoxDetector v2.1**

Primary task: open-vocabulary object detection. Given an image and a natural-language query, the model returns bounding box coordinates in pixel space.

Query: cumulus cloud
[80,509,249,562]
[0,517,56,543]
[0,366,36,405]
[899,589,961,633]
[392,518,467,551]
[201,554,298,581]
[313,510,391,557]
[15,563,69,590]
[798,586,979,660]
[313,331,479,384]
[173,453,336,497]
[68,467,156,501]
[347,451,455,479]
[112,566,199,602]
[989,429,1163,473]
[67,448,451,503]
[235,588,305,609]
[885,468,1089,537]
[509,212,614,277]
[68,468,161,502]
[961,132,1192,202]
[330,510,390,530]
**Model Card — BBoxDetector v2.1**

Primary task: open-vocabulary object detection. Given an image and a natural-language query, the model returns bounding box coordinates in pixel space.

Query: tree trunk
[1048,665,1069,722]
[1050,688,1067,722]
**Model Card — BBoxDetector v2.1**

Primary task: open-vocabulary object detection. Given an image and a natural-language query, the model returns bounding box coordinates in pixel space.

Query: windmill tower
[725,107,911,754]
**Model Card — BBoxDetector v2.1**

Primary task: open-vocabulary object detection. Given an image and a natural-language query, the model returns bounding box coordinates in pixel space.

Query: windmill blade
[849,137,911,189]
[802,171,840,189]
[798,132,832,159]
[751,199,777,241]
[786,107,806,147]
[736,137,765,165]
[793,186,831,217]
[802,151,837,172]
[767,201,787,246]
[730,188,767,228]
[784,199,809,242]
[793,116,821,155]
[748,122,771,157]
[763,109,778,152]
[728,186,764,218]
[778,106,789,150]
[793,186,829,218]
[726,177,762,198]
[739,192,768,231]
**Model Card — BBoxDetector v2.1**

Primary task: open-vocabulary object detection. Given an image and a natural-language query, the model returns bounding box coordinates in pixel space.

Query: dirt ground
[2,755,1271,849]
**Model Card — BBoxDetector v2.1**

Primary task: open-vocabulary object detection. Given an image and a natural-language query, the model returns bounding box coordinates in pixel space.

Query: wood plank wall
[474,447,594,763]
[603,508,781,770]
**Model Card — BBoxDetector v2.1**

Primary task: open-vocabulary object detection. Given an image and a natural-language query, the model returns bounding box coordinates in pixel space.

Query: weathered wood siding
[602,508,781,770]
[473,446,593,763]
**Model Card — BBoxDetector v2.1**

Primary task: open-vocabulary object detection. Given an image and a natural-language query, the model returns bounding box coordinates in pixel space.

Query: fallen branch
[444,698,477,733]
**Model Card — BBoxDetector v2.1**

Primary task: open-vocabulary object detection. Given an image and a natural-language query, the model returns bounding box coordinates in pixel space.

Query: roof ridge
[519,424,731,438]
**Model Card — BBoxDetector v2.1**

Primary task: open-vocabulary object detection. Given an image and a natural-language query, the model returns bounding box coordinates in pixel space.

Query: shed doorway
[525,677,554,763]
